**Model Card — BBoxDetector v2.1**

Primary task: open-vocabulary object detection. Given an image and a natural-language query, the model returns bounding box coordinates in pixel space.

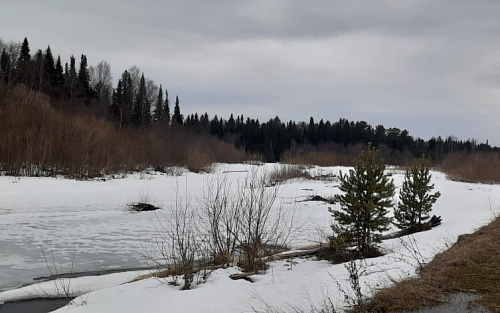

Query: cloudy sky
[2,0,500,145]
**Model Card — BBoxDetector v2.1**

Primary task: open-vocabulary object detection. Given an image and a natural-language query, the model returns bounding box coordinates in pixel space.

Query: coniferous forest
[0,37,498,178]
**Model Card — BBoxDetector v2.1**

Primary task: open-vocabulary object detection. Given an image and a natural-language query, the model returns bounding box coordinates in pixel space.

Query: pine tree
[394,157,441,233]
[172,95,183,125]
[331,145,395,254]
[153,84,163,122]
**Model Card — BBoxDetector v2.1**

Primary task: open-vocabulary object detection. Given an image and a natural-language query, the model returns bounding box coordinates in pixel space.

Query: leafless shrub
[198,174,241,266]
[199,169,298,272]
[153,196,209,290]
[395,235,428,272]
[235,169,297,272]
[441,151,500,183]
[327,259,368,312]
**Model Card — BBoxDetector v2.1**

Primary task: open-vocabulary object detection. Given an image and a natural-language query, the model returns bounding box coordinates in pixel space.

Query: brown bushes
[0,86,247,178]
[440,152,500,183]
[282,143,417,167]
[282,144,362,166]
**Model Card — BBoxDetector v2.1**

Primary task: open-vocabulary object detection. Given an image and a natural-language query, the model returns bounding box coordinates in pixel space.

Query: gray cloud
[2,0,500,144]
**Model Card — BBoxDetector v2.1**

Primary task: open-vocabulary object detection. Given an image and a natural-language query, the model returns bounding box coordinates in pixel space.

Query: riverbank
[355,216,500,312]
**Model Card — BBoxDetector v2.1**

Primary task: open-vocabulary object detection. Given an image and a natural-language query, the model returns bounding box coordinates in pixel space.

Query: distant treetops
[0,37,495,163]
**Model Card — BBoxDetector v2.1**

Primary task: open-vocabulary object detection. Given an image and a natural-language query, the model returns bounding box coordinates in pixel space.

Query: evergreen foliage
[64,55,78,100]
[132,73,147,126]
[16,37,31,85]
[154,84,163,122]
[173,95,183,125]
[43,46,55,86]
[54,56,65,86]
[330,145,395,253]
[394,157,441,232]
[0,48,12,84]
[77,54,91,98]
[34,49,43,91]
[163,88,171,124]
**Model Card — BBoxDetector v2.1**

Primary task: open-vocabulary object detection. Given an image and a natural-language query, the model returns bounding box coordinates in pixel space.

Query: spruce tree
[0,48,11,84]
[43,46,56,86]
[172,95,183,125]
[120,70,134,125]
[55,56,65,86]
[17,37,31,66]
[16,37,31,84]
[163,88,170,124]
[132,73,147,126]
[394,157,441,233]
[143,97,151,126]
[66,55,78,100]
[331,145,395,254]
[153,84,163,122]
[34,49,43,91]
[77,54,91,98]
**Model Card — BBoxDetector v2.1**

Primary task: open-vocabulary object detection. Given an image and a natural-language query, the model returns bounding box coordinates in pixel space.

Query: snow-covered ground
[0,163,499,312]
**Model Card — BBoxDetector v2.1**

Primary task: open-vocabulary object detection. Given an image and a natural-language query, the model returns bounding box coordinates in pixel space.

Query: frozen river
[0,164,334,291]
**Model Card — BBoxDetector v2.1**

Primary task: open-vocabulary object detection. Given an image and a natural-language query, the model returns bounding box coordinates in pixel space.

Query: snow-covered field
[0,163,499,312]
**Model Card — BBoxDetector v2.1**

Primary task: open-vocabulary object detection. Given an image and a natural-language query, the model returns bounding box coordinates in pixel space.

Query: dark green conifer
[172,95,183,125]
[55,56,64,86]
[330,145,395,254]
[0,48,12,84]
[163,88,170,124]
[16,37,31,84]
[394,157,441,232]
[132,73,149,126]
[43,46,56,86]
[34,49,43,91]
[77,54,91,98]
[154,84,163,122]
[65,55,78,100]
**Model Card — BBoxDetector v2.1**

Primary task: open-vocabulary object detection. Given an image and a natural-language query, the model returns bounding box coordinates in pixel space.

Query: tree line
[1,37,496,165]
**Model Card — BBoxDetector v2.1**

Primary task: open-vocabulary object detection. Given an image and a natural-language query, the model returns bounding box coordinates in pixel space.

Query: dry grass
[440,152,500,184]
[268,164,311,184]
[355,217,500,312]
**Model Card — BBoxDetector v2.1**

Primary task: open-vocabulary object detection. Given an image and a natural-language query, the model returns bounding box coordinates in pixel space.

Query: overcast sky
[2,0,500,145]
